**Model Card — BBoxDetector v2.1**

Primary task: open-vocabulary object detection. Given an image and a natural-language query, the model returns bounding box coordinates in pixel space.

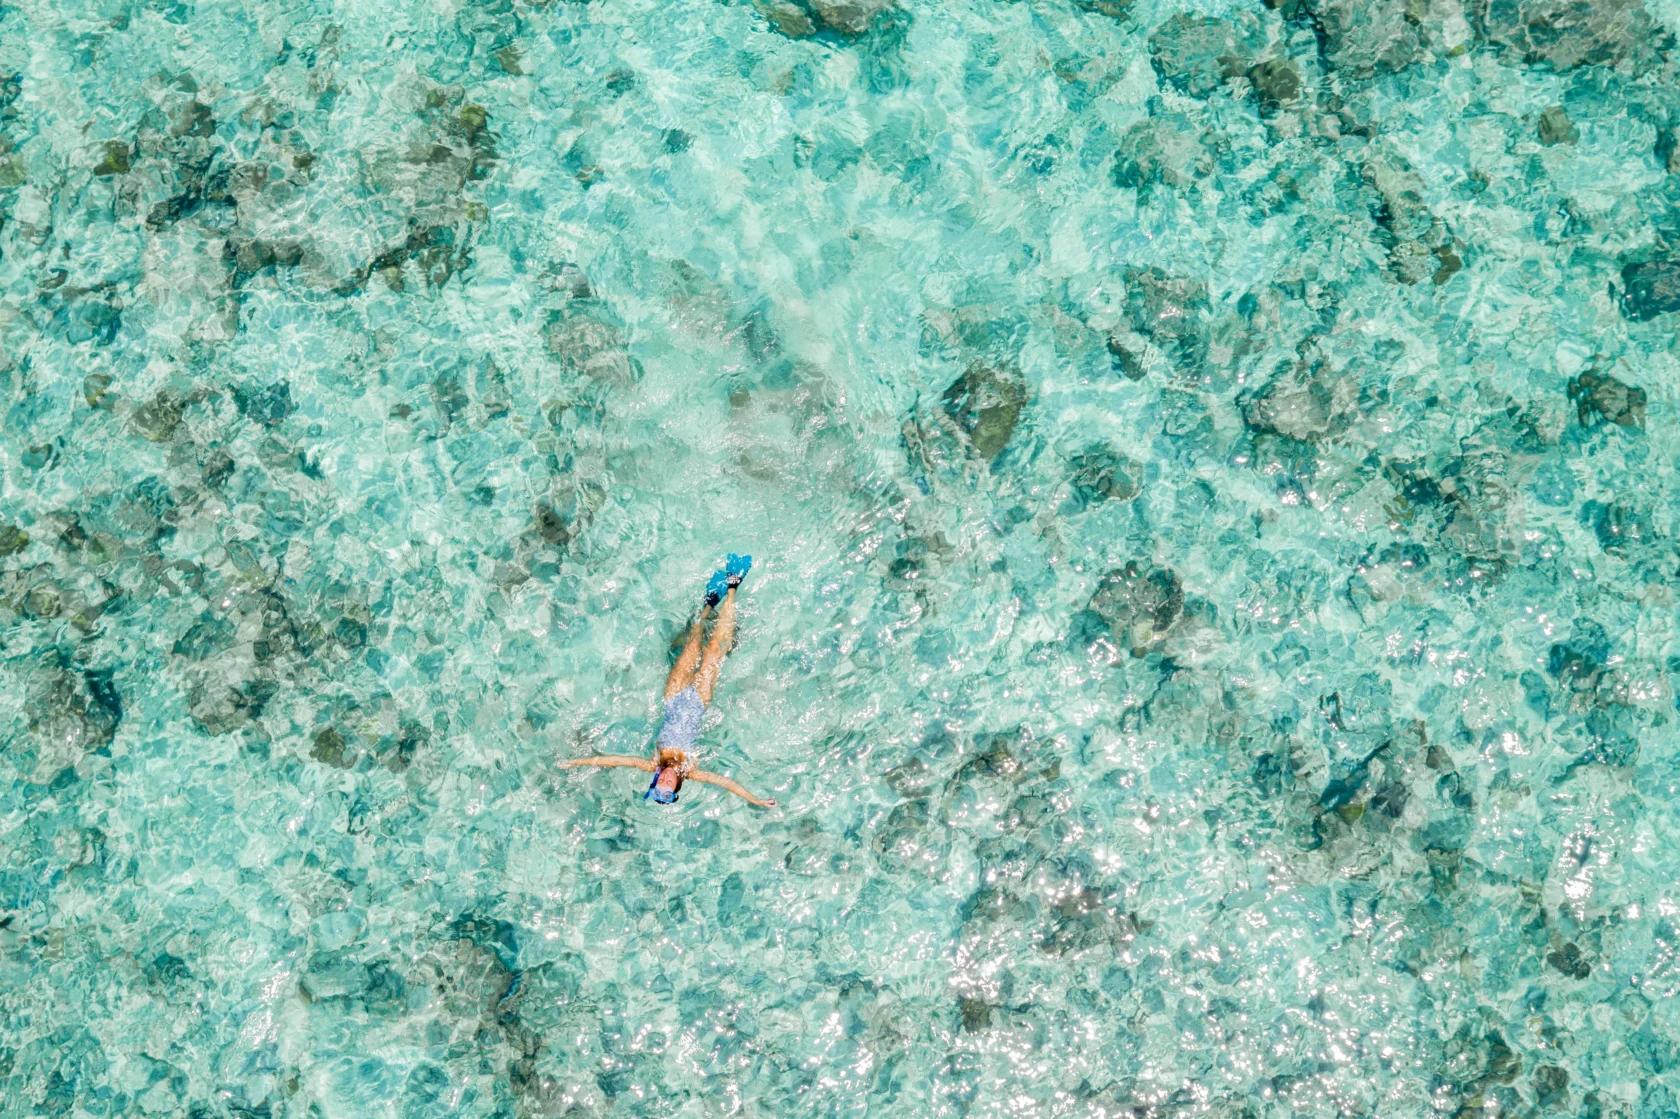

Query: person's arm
[561,755,657,772]
[688,769,777,807]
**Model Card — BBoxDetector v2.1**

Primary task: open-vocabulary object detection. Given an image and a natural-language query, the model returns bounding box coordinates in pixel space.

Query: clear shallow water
[4,0,1680,1114]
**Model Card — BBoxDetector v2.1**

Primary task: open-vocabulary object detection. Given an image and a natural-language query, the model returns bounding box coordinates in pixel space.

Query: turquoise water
[5,0,1680,1113]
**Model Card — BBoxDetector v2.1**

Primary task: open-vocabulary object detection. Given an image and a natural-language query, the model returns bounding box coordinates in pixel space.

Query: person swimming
[561,554,777,808]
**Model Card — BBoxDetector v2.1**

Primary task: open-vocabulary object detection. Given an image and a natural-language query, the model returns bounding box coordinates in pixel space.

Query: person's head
[645,764,682,805]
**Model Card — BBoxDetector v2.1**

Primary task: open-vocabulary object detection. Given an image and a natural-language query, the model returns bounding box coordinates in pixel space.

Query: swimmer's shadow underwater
[561,553,778,808]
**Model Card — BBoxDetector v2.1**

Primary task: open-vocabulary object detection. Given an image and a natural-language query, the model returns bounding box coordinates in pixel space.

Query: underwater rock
[1546,620,1609,711]
[1247,57,1302,109]
[1432,244,1464,285]
[1486,1030,1523,1081]
[174,612,236,660]
[439,100,497,177]
[1123,267,1208,372]
[1105,333,1149,379]
[109,477,177,544]
[667,259,780,360]
[883,756,933,797]
[170,99,216,140]
[413,933,514,1021]
[1073,0,1131,18]
[531,483,605,554]
[759,2,817,37]
[947,736,1032,797]
[1567,369,1645,428]
[545,261,594,301]
[227,236,304,287]
[17,662,122,781]
[1619,254,1680,321]
[1363,148,1450,284]
[1434,435,1520,565]
[1039,888,1139,956]
[10,185,53,244]
[1241,358,1357,443]
[1532,1065,1569,1110]
[1305,0,1423,77]
[309,727,355,769]
[198,448,234,488]
[51,666,121,744]
[234,381,295,428]
[0,523,28,555]
[759,0,894,36]
[533,502,571,547]
[363,140,472,206]
[144,183,231,231]
[345,221,475,292]
[1546,941,1590,979]
[1368,780,1408,818]
[886,532,952,586]
[1475,0,1673,73]
[492,44,524,75]
[1067,448,1141,504]
[301,951,371,1001]
[145,951,191,988]
[177,591,308,734]
[959,997,992,1032]
[961,882,1035,928]
[1659,127,1680,174]
[1112,114,1212,191]
[1390,235,1436,286]
[1583,500,1652,553]
[451,914,520,971]
[375,721,427,774]
[1319,740,1392,811]
[431,373,468,427]
[299,947,403,1008]
[5,565,97,634]
[808,0,895,35]
[1536,105,1578,145]
[872,796,947,875]
[61,296,123,346]
[92,140,131,176]
[1083,561,1183,656]
[83,373,114,409]
[544,313,639,386]
[940,361,1027,460]
[129,391,184,442]
[132,86,235,231]
[1148,14,1246,97]
[187,676,274,736]
[1052,54,1126,115]
[1546,639,1603,687]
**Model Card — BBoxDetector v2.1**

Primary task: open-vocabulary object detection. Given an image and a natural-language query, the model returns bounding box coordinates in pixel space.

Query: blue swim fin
[704,554,752,607]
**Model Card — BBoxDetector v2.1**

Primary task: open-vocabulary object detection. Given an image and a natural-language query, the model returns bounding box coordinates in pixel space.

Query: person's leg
[665,606,710,700]
[694,588,737,704]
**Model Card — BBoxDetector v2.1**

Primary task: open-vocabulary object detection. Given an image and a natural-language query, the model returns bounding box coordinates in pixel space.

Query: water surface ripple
[3,0,1680,1115]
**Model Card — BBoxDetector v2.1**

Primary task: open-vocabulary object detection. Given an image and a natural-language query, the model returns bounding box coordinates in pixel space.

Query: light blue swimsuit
[658,686,704,755]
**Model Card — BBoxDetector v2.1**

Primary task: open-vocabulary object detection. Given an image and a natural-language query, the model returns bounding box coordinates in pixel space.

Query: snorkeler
[561,554,777,808]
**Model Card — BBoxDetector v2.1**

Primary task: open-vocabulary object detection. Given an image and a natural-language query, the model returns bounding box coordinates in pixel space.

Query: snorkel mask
[645,771,678,804]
